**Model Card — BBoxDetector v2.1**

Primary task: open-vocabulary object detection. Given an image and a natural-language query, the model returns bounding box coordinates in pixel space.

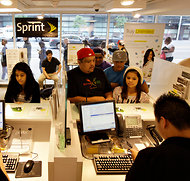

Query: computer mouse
[23,160,34,173]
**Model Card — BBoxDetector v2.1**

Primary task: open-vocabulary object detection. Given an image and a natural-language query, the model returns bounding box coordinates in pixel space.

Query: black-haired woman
[142,49,155,83]
[5,62,40,103]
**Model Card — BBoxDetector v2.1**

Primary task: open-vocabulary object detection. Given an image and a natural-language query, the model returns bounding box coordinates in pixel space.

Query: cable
[30,152,38,160]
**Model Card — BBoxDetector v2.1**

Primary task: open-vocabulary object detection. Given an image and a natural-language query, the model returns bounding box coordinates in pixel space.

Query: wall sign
[15,18,58,37]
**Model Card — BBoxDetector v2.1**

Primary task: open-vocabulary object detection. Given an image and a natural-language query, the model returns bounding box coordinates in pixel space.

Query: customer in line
[93,47,111,70]
[104,50,149,93]
[5,62,40,103]
[38,50,61,89]
[108,40,129,65]
[23,37,31,65]
[126,94,190,181]
[113,66,149,103]
[38,40,46,73]
[1,39,8,80]
[67,48,112,103]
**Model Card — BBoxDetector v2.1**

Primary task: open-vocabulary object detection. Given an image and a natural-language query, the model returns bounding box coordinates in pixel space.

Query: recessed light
[1,0,13,6]
[120,0,134,6]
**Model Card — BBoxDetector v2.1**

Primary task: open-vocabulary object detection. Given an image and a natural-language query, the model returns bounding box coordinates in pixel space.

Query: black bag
[40,87,53,99]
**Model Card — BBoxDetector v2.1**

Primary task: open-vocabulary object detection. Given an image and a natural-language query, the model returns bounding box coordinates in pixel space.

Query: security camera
[93,4,100,12]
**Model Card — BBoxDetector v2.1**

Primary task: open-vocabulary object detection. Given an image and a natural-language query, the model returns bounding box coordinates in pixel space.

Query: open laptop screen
[80,100,116,134]
[0,100,5,130]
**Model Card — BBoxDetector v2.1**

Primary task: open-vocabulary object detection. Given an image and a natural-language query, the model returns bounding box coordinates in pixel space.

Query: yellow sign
[135,29,155,34]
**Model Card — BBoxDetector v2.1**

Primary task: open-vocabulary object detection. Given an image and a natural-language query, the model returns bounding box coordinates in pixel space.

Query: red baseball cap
[77,48,95,60]
[117,40,125,46]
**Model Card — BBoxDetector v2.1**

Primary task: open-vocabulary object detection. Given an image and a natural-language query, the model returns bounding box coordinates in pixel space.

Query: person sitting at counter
[4,62,40,103]
[104,50,149,93]
[126,94,190,181]
[67,48,113,103]
[113,66,149,103]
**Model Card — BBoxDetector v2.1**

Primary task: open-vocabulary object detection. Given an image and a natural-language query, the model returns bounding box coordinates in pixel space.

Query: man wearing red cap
[67,48,113,103]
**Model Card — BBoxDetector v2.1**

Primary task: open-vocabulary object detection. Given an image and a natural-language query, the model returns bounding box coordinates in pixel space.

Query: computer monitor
[0,100,5,130]
[79,100,117,136]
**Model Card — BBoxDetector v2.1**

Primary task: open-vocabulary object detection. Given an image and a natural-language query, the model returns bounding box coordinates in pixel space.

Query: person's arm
[54,64,62,74]
[163,45,175,53]
[68,96,106,103]
[0,151,10,181]
[110,82,119,89]
[42,67,51,79]
[105,91,113,100]
[141,80,149,93]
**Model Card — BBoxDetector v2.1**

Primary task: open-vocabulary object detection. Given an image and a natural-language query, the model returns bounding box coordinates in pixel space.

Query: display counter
[68,102,156,181]
[5,102,52,181]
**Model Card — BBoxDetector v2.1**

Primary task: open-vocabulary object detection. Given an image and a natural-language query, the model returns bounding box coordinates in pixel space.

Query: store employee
[126,94,190,181]
[67,48,112,103]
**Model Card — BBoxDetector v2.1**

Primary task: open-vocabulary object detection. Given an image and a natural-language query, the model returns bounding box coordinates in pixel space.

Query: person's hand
[106,97,113,101]
[111,82,119,89]
[53,72,57,75]
[130,148,139,161]
[47,76,51,79]
[15,102,23,104]
[87,96,106,102]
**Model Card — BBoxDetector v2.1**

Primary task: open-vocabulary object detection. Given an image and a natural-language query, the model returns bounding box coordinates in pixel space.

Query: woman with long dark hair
[5,62,40,103]
[142,49,155,83]
[113,66,149,103]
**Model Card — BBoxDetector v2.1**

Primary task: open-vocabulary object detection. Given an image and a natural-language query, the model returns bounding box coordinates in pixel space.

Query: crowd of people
[0,36,190,181]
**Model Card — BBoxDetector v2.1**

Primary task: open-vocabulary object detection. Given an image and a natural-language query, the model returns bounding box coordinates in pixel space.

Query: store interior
[0,0,190,181]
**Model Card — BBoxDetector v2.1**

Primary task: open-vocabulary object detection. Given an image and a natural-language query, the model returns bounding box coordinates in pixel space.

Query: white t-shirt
[165,43,175,58]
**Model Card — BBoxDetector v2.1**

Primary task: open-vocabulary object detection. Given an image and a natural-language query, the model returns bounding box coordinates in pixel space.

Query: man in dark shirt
[126,94,190,181]
[38,50,61,89]
[67,48,113,103]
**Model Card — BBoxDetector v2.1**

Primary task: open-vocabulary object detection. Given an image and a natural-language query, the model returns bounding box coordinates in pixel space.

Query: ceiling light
[133,13,141,18]
[37,15,44,20]
[1,0,13,6]
[107,8,142,12]
[121,0,134,6]
[0,8,21,12]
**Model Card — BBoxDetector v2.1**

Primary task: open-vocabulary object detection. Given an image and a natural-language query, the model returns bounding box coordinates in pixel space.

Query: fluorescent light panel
[106,0,146,12]
[120,0,134,6]
[1,0,13,6]
[0,8,21,12]
[107,8,142,12]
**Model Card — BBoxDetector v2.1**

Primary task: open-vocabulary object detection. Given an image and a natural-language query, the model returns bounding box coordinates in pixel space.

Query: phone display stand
[15,161,42,178]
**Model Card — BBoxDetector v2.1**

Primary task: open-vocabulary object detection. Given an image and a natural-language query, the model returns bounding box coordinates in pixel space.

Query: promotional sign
[149,58,190,102]
[15,18,58,37]
[124,23,165,68]
[67,43,84,65]
[6,48,28,79]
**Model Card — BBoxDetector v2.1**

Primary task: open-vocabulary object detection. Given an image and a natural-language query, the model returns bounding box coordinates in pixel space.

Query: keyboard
[2,152,19,172]
[93,153,134,174]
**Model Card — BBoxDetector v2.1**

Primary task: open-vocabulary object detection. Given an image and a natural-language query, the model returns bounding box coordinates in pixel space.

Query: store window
[15,14,60,81]
[0,14,13,82]
[158,16,180,40]
[179,16,190,40]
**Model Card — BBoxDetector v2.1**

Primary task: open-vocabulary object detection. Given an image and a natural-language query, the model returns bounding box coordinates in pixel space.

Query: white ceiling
[2,0,190,15]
